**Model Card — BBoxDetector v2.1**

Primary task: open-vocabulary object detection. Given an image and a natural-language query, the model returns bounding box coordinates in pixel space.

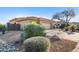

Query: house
[9,16,56,29]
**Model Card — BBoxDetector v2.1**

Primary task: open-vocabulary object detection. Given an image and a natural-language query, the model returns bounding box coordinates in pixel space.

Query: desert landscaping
[0,8,79,52]
[0,29,79,52]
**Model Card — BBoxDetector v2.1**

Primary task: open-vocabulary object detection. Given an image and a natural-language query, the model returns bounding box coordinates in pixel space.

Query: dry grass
[50,39,77,52]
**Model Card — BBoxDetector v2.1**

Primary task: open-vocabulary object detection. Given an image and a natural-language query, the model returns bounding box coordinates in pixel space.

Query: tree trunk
[50,20,53,29]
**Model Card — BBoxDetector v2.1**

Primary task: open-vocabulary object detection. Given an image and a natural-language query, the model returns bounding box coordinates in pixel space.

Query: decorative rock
[49,35,60,42]
[0,42,19,52]
[0,39,6,44]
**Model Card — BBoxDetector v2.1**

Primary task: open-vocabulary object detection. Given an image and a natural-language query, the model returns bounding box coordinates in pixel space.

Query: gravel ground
[0,30,79,52]
[0,31,22,52]
[0,31,22,43]
[0,42,19,52]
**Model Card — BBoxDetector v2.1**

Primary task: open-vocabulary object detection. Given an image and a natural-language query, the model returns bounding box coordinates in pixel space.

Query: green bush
[21,24,46,41]
[0,23,5,34]
[23,36,50,52]
[20,33,28,44]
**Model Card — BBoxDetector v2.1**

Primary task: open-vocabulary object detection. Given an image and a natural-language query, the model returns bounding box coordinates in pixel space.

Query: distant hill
[70,22,79,25]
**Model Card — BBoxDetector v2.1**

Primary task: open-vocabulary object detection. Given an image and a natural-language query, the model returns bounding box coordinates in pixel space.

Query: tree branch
[68,17,71,22]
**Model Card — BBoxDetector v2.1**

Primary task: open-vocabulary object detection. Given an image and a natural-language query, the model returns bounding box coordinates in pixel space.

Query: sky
[0,7,79,24]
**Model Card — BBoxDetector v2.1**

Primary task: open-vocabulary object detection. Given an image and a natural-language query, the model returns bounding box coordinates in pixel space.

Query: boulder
[48,35,60,42]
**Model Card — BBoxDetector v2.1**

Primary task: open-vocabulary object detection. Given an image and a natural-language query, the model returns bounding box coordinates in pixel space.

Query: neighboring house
[9,16,56,29]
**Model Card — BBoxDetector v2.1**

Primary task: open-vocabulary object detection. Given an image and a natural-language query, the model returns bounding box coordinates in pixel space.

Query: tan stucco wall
[10,19,51,29]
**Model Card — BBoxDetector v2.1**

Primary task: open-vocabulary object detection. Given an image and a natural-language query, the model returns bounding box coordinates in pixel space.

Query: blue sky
[0,7,79,24]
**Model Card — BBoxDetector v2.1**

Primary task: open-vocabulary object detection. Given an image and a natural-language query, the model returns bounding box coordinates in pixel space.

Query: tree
[50,18,53,29]
[50,13,64,29]
[62,9,75,24]
[51,9,75,29]
[53,13,63,20]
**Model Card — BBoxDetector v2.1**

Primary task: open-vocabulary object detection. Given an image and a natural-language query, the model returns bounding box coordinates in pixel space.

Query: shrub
[59,24,65,29]
[76,24,79,31]
[21,23,46,41]
[64,27,69,31]
[69,25,77,32]
[23,36,50,52]
[20,33,27,44]
[65,23,70,27]
[0,23,5,34]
